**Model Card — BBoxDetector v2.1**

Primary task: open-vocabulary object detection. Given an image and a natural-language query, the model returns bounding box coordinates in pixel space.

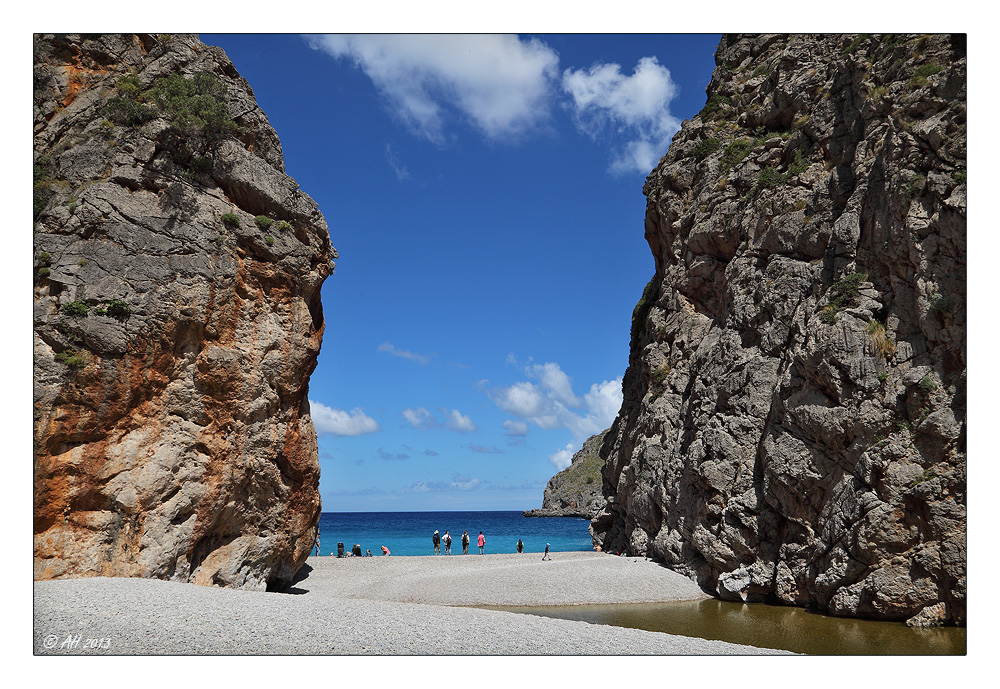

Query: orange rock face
[33,34,334,590]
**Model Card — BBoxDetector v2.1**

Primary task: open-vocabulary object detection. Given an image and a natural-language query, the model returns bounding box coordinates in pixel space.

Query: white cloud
[468,444,504,454]
[562,56,681,173]
[488,361,622,440]
[310,401,380,436]
[405,474,482,493]
[503,420,528,437]
[401,406,476,433]
[378,342,433,365]
[402,406,435,428]
[445,408,476,433]
[305,34,559,143]
[549,442,576,471]
[451,476,481,491]
[385,143,410,180]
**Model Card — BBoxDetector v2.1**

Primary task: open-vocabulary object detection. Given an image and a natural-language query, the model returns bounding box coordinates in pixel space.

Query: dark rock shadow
[276,562,313,595]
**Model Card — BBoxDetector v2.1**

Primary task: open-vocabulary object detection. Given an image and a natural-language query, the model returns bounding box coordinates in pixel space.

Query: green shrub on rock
[221,212,240,226]
[105,300,131,322]
[143,72,238,146]
[254,215,274,230]
[55,349,89,368]
[693,137,721,160]
[61,300,89,317]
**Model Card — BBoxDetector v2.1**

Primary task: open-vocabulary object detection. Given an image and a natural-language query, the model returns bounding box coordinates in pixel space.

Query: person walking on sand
[444,531,452,555]
[381,545,390,556]
[313,532,321,557]
[516,538,524,554]
[433,530,441,555]
[478,531,485,555]
[462,531,470,555]
[542,543,551,560]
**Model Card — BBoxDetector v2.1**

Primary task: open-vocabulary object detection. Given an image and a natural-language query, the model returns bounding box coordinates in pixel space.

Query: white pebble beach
[33,551,792,655]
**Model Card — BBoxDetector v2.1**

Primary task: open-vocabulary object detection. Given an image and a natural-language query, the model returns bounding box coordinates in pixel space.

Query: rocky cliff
[33,34,336,591]
[524,430,608,518]
[591,34,965,626]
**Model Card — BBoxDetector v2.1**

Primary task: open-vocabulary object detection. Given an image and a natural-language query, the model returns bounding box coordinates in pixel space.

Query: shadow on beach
[280,562,313,595]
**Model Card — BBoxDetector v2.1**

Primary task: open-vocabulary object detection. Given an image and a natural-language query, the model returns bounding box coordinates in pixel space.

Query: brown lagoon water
[491,598,965,655]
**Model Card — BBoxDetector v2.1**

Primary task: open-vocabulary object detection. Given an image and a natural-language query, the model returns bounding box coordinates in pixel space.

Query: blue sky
[204,34,721,511]
[199,33,720,511]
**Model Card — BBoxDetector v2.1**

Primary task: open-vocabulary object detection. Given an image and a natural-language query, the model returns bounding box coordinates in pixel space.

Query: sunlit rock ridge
[523,430,608,518]
[33,34,336,590]
[591,34,965,626]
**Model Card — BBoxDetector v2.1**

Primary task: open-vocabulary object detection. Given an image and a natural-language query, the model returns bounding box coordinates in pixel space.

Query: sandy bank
[296,551,710,606]
[34,552,793,655]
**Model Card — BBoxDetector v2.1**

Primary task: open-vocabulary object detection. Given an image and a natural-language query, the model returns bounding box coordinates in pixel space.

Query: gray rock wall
[33,34,335,590]
[591,34,965,625]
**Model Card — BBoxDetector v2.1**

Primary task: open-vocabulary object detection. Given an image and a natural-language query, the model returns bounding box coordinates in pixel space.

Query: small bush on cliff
[265,235,275,247]
[819,272,868,323]
[649,363,672,402]
[61,300,89,317]
[55,349,89,368]
[841,34,871,55]
[34,160,53,219]
[830,272,866,304]
[693,137,721,160]
[221,212,240,226]
[254,215,274,230]
[105,300,131,322]
[866,319,896,358]
[720,139,754,173]
[929,291,954,313]
[756,166,784,191]
[143,72,238,147]
[918,375,938,392]
[274,220,292,232]
[103,79,156,127]
[699,94,732,120]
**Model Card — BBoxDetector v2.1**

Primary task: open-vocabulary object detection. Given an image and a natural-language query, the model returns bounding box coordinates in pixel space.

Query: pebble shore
[34,551,792,655]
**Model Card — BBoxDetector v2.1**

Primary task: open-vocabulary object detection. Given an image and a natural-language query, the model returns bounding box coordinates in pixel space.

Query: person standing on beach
[516,538,524,554]
[433,530,441,555]
[314,532,321,557]
[478,531,485,555]
[462,531,470,555]
[381,546,390,556]
[444,531,452,555]
[542,543,551,561]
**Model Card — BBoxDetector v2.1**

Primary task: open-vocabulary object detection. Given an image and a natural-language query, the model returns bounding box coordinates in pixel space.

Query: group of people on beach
[432,530,485,555]
[313,529,553,559]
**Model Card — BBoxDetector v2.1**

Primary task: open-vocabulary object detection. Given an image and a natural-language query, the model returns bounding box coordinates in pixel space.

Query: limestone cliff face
[33,34,335,591]
[523,430,608,519]
[591,34,965,625]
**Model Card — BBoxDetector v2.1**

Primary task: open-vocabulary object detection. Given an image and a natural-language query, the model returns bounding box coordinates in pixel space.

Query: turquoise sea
[314,510,592,557]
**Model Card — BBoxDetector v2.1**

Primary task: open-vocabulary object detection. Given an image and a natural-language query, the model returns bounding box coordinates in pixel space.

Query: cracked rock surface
[33,34,335,591]
[591,34,965,625]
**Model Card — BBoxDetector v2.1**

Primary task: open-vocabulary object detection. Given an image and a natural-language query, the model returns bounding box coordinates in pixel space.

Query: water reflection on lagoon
[492,598,965,655]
